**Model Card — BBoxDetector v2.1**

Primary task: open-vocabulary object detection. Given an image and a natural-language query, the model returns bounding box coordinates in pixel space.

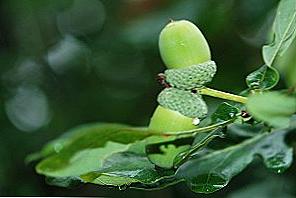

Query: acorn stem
[198,87,248,104]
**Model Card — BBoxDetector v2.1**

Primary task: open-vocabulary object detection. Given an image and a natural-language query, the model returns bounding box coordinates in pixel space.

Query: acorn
[149,20,212,132]
[159,20,211,69]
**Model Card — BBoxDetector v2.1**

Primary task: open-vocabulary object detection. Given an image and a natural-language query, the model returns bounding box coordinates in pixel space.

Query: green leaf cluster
[30,0,296,195]
[32,121,296,194]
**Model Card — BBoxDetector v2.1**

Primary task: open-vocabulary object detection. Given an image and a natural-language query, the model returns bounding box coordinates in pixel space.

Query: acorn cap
[157,88,208,118]
[164,60,217,90]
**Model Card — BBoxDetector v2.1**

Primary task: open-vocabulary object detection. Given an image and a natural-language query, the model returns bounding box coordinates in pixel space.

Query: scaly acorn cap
[164,60,217,90]
[157,88,208,118]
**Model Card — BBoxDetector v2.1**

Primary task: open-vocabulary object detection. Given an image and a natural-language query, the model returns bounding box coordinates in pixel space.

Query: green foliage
[211,102,239,123]
[247,92,296,128]
[146,136,193,169]
[276,39,296,86]
[35,124,177,188]
[82,151,175,187]
[32,115,296,193]
[175,128,295,194]
[45,176,82,188]
[27,0,296,196]
[246,65,279,90]
[146,128,223,169]
[173,129,224,168]
[35,123,154,177]
[262,0,296,66]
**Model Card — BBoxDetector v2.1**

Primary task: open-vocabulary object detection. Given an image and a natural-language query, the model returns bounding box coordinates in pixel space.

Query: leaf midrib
[266,4,296,66]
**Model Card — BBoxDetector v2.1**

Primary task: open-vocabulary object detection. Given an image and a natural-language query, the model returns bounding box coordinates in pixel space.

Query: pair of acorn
[148,20,216,132]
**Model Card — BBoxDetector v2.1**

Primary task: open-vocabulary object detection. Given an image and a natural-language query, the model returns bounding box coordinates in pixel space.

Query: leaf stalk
[198,87,248,104]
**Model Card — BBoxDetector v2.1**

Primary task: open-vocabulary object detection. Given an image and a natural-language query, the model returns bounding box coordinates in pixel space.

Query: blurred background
[0,0,296,197]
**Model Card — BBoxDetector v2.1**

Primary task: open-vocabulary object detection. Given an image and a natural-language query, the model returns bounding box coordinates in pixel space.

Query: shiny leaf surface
[175,127,295,194]
[36,123,154,177]
[211,102,239,123]
[246,65,279,90]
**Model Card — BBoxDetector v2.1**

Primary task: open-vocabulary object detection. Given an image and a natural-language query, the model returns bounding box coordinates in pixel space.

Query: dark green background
[1,0,295,197]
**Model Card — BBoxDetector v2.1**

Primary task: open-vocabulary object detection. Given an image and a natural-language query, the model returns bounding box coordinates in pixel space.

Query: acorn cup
[149,20,215,133]
[164,60,217,90]
[157,88,208,119]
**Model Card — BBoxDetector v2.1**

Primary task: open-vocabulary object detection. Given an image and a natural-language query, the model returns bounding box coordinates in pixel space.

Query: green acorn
[157,88,208,118]
[148,105,196,133]
[149,20,212,133]
[164,60,217,90]
[159,20,211,69]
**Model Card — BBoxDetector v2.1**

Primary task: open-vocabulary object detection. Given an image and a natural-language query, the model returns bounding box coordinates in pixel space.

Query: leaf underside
[262,0,296,66]
[247,92,296,128]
